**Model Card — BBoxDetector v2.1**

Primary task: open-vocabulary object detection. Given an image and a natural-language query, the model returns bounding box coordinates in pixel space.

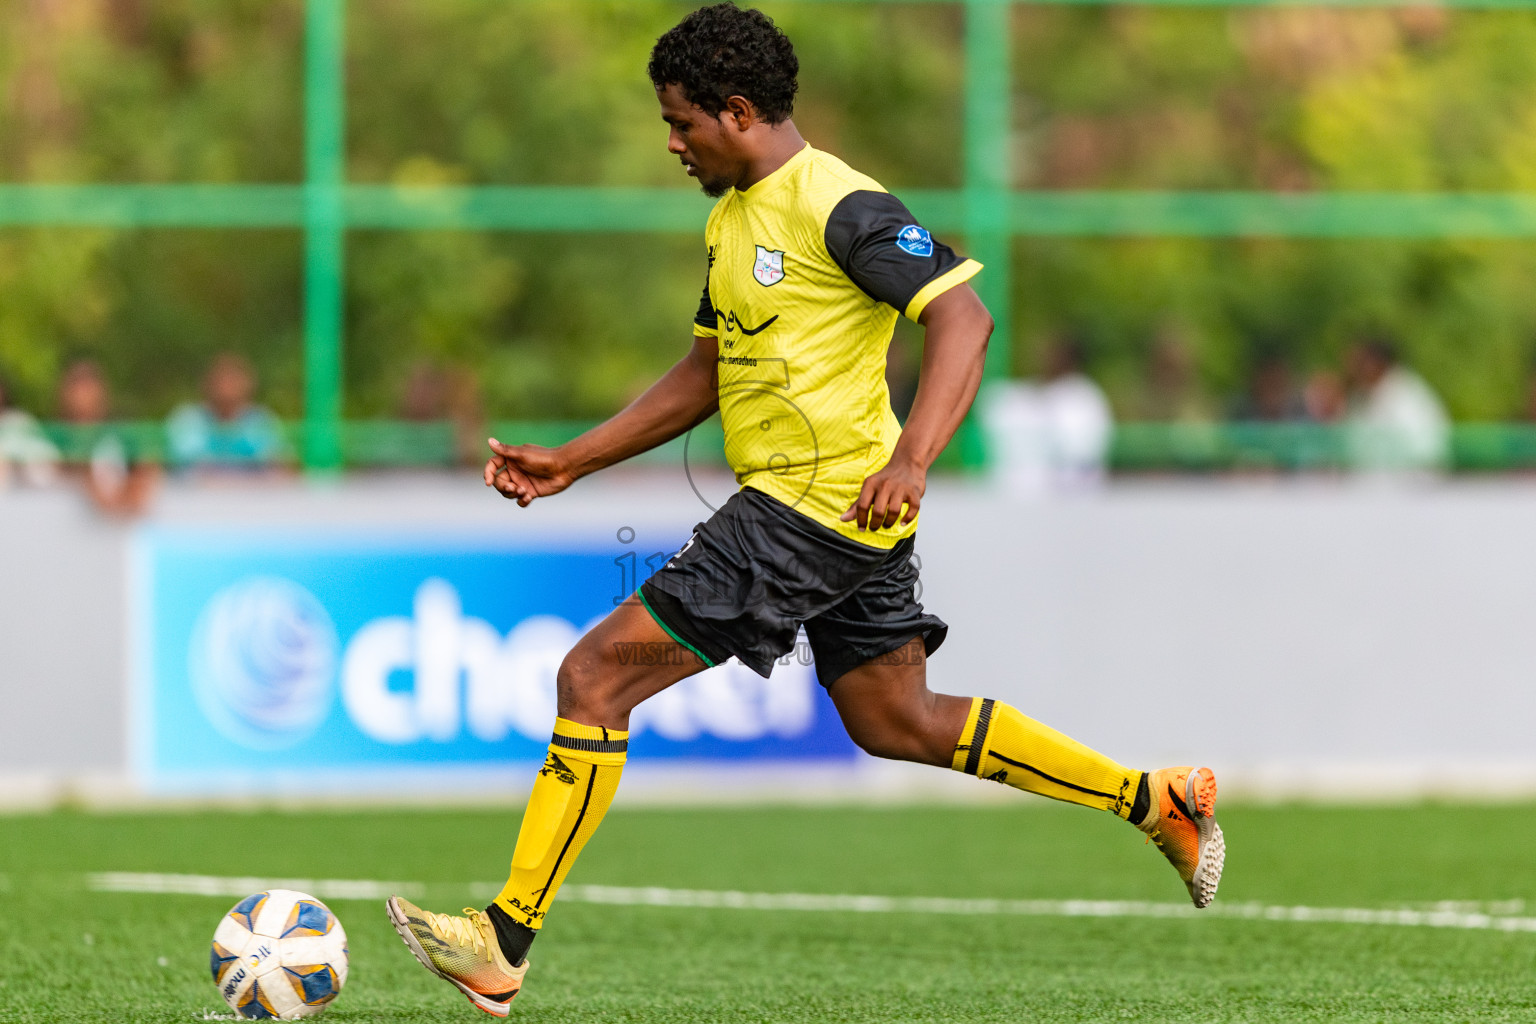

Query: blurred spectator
[166,353,290,473]
[981,333,1113,497]
[1228,353,1309,474]
[1344,335,1449,472]
[1231,353,1307,421]
[56,357,159,515]
[1137,323,1217,423]
[399,360,487,466]
[401,361,450,422]
[0,373,60,489]
[1303,369,1348,423]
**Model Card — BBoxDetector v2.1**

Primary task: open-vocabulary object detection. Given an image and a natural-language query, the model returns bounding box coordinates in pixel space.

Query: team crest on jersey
[753,245,786,286]
[896,224,934,257]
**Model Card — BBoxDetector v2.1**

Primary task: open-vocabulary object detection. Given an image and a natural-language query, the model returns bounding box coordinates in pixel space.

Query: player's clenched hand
[483,438,576,507]
[841,457,925,532]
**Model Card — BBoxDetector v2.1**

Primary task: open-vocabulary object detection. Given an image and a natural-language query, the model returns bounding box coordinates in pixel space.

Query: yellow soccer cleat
[1137,765,1225,908]
[386,896,528,1017]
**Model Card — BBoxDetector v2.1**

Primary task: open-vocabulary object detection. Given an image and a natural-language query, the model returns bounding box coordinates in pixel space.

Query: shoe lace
[428,908,495,963]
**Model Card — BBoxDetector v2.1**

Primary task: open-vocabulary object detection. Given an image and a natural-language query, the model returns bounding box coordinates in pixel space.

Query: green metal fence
[4,0,1535,472]
[38,419,1536,475]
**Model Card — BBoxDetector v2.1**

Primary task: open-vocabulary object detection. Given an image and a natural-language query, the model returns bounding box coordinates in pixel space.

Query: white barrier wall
[3,471,1535,803]
[0,490,129,780]
[918,482,1536,800]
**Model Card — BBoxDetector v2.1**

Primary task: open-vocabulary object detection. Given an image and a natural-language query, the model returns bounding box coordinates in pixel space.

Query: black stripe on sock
[987,751,1118,801]
[534,767,596,910]
[963,699,995,777]
[551,733,628,754]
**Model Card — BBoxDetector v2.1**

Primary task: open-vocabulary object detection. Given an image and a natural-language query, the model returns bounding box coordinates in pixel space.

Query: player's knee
[555,644,616,718]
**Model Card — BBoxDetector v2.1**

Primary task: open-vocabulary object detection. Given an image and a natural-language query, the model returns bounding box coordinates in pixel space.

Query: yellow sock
[952,698,1143,819]
[493,717,627,930]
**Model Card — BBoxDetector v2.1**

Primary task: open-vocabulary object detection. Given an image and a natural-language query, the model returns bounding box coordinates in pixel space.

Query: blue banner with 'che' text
[132,527,856,792]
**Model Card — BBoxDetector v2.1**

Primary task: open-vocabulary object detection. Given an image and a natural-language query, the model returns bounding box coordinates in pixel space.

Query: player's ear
[722,95,757,132]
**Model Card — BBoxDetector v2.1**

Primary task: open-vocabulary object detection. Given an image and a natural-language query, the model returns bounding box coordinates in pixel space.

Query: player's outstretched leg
[947,698,1225,908]
[831,656,1224,909]
[385,897,529,1017]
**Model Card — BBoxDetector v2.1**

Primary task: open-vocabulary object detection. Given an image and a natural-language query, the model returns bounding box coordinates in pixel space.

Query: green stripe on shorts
[637,588,716,668]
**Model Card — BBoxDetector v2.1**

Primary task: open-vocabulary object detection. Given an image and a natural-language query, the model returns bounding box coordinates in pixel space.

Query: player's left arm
[842,283,992,531]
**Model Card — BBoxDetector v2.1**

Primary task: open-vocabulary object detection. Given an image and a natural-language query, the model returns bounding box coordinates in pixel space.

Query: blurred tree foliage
[0,0,304,415]
[1008,5,1536,419]
[341,0,959,420]
[1,1,1534,422]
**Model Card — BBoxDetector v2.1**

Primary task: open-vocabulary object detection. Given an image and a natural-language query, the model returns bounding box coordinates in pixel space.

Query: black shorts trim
[637,585,721,668]
[810,625,948,691]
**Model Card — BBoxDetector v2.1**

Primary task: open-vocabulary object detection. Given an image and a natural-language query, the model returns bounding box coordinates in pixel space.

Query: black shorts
[638,487,948,689]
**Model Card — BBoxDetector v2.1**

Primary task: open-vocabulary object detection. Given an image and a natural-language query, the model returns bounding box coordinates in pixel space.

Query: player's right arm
[484,331,719,506]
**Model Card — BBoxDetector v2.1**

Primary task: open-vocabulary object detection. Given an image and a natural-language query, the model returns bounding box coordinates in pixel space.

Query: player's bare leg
[552,596,707,728]
[388,598,703,1015]
[828,638,1224,907]
[826,638,969,766]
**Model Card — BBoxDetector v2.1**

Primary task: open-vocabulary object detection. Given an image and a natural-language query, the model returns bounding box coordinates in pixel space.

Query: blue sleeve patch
[895,225,934,257]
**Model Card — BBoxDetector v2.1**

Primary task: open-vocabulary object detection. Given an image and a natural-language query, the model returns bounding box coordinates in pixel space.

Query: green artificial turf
[3,802,1536,1022]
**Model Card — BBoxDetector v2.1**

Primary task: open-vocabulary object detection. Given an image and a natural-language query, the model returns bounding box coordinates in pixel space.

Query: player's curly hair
[648,2,799,124]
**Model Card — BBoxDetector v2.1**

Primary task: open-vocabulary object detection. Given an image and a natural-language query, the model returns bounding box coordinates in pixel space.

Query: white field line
[88,872,1536,934]
[86,872,419,902]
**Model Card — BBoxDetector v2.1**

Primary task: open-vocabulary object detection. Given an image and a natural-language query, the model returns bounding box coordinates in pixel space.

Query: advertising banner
[132,527,856,792]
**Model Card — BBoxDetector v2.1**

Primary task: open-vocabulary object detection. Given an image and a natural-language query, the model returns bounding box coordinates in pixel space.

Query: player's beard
[697,172,733,199]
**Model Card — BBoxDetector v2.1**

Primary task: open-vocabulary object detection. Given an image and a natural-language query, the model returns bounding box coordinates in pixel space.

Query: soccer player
[387,5,1224,1015]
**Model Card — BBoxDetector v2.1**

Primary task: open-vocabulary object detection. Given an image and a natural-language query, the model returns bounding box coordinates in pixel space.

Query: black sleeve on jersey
[823,190,968,314]
[694,278,717,332]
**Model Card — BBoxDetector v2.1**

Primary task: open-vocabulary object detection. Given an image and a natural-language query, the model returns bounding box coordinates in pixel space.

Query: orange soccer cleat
[386,896,529,1017]
[1138,765,1225,908]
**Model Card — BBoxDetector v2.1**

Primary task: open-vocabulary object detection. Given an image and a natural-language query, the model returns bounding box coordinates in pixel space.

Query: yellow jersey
[691,144,982,549]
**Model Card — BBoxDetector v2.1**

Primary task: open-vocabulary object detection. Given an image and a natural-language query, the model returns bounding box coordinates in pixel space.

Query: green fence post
[304,0,346,472]
[960,0,1012,468]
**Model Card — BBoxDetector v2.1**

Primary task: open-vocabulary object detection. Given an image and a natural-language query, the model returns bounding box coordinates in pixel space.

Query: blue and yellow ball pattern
[210,889,349,1019]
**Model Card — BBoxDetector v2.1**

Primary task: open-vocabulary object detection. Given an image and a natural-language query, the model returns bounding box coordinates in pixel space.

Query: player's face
[656,83,740,199]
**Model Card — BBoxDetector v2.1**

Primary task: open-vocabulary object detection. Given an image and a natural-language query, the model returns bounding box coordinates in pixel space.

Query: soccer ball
[210,889,349,1019]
